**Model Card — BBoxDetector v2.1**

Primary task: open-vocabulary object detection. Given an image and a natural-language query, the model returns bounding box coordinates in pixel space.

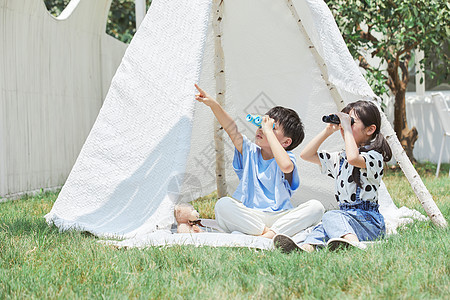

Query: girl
[274,100,392,252]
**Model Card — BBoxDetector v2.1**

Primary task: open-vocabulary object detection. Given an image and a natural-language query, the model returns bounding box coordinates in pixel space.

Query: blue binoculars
[246,114,275,128]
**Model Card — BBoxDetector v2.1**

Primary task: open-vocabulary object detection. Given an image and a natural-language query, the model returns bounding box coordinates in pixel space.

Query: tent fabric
[299,0,376,98]
[45,0,213,238]
[45,0,425,247]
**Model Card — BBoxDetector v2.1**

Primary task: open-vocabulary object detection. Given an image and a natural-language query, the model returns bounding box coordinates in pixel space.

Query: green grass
[1,163,449,299]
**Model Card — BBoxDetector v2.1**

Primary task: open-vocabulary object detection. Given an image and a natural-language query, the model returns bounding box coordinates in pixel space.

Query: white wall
[384,92,450,163]
[0,0,127,198]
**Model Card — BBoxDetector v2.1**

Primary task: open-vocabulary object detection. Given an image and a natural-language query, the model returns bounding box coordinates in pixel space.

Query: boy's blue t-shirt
[232,135,300,212]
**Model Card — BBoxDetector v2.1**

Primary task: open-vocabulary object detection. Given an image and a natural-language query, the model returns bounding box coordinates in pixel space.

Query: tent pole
[379,114,447,227]
[212,0,227,198]
[285,0,344,110]
[135,0,146,29]
[285,0,447,227]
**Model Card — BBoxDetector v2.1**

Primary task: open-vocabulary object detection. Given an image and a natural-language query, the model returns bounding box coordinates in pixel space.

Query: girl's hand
[336,112,353,131]
[324,123,340,135]
[261,115,275,135]
[195,84,217,107]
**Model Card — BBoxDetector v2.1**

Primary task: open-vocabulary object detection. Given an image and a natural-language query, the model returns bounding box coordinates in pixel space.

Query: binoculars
[322,114,355,125]
[246,114,275,128]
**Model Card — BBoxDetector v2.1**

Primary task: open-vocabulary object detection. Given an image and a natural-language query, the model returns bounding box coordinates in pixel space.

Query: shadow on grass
[0,217,52,236]
[0,216,97,242]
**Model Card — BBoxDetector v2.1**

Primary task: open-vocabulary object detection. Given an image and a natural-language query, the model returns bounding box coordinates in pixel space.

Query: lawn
[1,163,449,299]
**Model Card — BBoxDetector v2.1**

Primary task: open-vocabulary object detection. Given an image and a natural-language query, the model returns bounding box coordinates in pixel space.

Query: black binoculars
[322,114,355,125]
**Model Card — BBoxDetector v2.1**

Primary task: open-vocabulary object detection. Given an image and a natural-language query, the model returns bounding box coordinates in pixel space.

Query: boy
[195,84,324,239]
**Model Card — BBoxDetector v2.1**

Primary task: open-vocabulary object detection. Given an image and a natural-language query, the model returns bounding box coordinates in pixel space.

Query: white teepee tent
[45,0,446,247]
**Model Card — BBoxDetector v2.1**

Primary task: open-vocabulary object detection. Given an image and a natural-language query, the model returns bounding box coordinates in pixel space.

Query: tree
[44,0,152,44]
[43,0,71,16]
[106,0,153,44]
[326,0,449,162]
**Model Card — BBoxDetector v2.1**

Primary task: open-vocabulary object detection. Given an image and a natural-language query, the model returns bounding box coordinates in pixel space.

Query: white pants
[214,197,325,237]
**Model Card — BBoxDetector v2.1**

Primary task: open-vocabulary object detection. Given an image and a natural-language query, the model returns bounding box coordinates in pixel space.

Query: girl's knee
[322,210,343,223]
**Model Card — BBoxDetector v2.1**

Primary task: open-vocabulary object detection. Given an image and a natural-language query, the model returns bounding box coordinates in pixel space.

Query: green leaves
[365,67,389,97]
[43,0,71,17]
[106,0,153,44]
[325,0,449,95]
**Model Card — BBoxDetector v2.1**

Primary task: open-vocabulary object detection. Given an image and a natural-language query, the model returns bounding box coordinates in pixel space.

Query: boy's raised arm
[195,84,243,154]
[261,116,294,174]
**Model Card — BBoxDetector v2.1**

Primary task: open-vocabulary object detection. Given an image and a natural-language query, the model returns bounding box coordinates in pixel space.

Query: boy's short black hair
[266,106,304,151]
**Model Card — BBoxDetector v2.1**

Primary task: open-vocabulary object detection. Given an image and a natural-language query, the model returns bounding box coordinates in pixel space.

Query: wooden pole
[135,0,146,29]
[415,50,425,97]
[380,113,447,227]
[285,0,447,227]
[212,0,227,198]
[285,0,344,109]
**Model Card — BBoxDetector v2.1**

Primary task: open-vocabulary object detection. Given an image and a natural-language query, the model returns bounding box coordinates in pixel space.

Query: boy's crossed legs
[215,197,325,239]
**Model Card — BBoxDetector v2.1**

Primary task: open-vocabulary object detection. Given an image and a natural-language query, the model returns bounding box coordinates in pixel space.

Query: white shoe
[273,234,304,254]
[327,238,367,251]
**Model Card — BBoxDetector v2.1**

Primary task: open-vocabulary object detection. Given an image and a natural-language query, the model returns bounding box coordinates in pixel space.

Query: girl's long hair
[342,100,392,188]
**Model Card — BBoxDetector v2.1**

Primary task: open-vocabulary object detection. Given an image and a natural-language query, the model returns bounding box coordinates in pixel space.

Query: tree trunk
[390,60,418,162]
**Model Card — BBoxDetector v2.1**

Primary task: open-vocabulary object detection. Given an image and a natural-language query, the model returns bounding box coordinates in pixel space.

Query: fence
[384,91,450,163]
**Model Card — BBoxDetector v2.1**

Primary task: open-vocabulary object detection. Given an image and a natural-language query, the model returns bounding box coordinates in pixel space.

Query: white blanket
[101,219,311,250]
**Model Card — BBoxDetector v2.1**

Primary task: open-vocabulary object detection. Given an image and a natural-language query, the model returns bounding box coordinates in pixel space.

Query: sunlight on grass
[384,163,449,215]
[0,163,449,298]
[191,191,218,219]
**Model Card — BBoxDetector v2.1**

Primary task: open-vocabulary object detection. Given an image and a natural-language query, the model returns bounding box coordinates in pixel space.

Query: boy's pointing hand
[195,84,217,107]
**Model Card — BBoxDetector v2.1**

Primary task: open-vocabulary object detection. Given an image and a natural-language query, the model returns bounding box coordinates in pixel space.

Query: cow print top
[318,149,384,206]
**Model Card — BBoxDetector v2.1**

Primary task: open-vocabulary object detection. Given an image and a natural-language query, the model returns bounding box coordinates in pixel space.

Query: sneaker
[273,234,303,254]
[327,238,367,251]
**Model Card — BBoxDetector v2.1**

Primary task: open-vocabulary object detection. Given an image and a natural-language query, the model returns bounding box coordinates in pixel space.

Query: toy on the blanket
[174,203,204,233]
[246,114,275,128]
